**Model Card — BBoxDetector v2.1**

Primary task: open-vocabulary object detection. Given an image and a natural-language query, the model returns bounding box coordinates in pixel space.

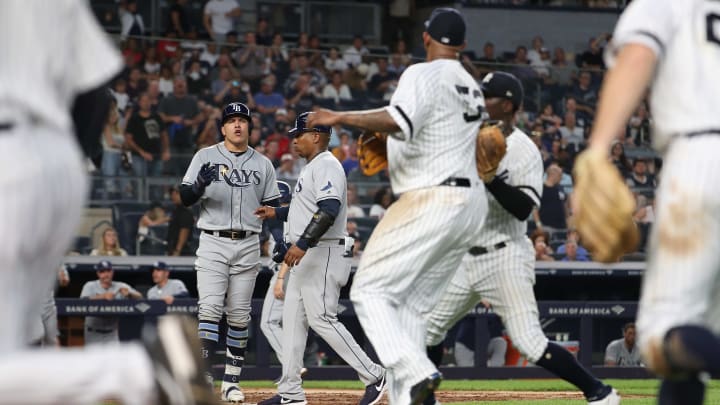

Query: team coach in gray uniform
[180,102,282,403]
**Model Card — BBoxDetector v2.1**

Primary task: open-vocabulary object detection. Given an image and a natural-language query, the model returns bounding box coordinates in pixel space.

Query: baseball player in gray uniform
[424,72,620,405]
[256,113,386,405]
[604,323,642,367]
[0,2,216,404]
[147,261,190,304]
[308,8,488,404]
[260,181,293,366]
[181,102,282,403]
[80,260,143,344]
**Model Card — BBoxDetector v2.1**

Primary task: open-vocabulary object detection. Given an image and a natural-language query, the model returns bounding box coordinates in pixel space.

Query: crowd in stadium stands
[85,0,656,261]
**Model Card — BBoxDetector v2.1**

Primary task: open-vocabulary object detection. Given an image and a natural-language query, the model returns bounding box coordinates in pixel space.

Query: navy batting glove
[272,241,289,263]
[193,162,215,192]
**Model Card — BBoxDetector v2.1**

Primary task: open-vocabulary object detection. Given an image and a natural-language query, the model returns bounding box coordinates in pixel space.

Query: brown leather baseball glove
[476,120,507,183]
[357,131,388,176]
[572,148,640,262]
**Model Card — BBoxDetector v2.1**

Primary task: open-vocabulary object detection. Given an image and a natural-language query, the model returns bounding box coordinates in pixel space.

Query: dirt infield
[237,388,600,404]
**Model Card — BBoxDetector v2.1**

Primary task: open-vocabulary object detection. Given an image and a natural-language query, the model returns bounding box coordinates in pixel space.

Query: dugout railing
[57,256,651,380]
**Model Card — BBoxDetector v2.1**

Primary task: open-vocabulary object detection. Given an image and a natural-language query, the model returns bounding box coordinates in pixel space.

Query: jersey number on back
[708,13,720,46]
[455,85,485,122]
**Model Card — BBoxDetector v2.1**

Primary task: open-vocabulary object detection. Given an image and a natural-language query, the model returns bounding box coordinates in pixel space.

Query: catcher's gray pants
[195,232,260,328]
[260,268,287,364]
[278,244,384,401]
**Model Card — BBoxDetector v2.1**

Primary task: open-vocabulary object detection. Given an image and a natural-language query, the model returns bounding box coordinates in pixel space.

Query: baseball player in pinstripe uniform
[0,2,217,404]
[574,1,720,402]
[181,102,282,403]
[256,113,386,405]
[424,72,620,405]
[308,8,488,404]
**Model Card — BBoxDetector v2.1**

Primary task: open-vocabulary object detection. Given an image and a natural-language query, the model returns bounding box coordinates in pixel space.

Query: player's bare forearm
[340,109,400,132]
[277,262,290,279]
[309,108,400,133]
[589,43,656,154]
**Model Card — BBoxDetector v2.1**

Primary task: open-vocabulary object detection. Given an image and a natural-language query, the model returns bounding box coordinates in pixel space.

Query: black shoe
[410,372,442,405]
[423,391,439,405]
[143,315,219,405]
[359,373,387,405]
[257,394,308,404]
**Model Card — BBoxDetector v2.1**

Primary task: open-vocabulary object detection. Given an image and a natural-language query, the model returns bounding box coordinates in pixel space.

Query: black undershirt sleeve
[485,176,537,221]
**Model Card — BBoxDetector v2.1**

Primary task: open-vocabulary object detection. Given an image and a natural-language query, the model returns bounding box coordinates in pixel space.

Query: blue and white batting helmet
[277,180,292,205]
[221,102,252,125]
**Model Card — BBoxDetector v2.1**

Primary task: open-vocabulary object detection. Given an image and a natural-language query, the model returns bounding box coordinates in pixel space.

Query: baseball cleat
[359,373,387,405]
[423,391,440,405]
[587,386,621,405]
[409,372,442,405]
[257,394,307,404]
[221,385,245,403]
[143,315,219,405]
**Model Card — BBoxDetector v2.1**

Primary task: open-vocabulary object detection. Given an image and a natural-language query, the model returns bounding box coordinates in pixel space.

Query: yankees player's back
[386,59,484,193]
[609,0,720,149]
[182,142,280,230]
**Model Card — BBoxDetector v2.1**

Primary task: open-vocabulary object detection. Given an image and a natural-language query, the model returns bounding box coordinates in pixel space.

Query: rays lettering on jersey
[212,163,261,187]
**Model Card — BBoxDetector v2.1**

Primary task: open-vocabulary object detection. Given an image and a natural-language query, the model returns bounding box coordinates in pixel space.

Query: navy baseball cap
[289,112,331,137]
[481,71,524,111]
[277,180,292,204]
[153,261,168,271]
[221,102,252,125]
[94,260,112,271]
[424,8,466,46]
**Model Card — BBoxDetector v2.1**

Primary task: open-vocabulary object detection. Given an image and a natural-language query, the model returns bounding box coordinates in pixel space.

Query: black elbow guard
[300,210,336,247]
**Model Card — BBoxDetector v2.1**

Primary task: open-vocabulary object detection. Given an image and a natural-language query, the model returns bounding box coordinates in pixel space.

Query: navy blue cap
[222,102,252,125]
[481,71,524,110]
[94,260,112,271]
[153,261,168,271]
[289,112,331,137]
[277,180,292,205]
[424,8,466,46]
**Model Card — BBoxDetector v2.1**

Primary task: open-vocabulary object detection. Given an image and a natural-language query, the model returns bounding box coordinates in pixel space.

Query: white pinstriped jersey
[182,143,280,232]
[606,0,720,150]
[475,128,543,246]
[0,0,122,130]
[287,151,347,243]
[385,59,485,194]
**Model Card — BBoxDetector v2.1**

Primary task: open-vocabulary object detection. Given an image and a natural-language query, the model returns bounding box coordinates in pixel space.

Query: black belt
[203,230,256,240]
[86,327,114,334]
[0,123,14,131]
[468,242,507,256]
[439,177,471,187]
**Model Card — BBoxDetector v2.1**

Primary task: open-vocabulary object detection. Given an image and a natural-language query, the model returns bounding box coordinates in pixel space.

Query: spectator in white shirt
[120,0,145,39]
[203,0,241,42]
[558,111,585,150]
[343,35,369,68]
[325,47,349,72]
[322,71,353,105]
[347,184,366,218]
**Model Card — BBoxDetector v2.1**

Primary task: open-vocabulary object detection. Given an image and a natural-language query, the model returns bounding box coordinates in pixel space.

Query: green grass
[237,378,720,404]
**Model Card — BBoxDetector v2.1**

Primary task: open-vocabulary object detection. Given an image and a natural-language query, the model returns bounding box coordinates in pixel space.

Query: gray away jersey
[80,281,140,329]
[287,151,347,243]
[147,279,188,299]
[605,338,642,366]
[182,143,280,232]
[475,128,544,246]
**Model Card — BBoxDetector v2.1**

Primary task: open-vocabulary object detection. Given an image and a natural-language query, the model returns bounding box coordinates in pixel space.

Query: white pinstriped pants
[0,128,155,404]
[351,185,487,404]
[637,136,720,353]
[425,239,548,364]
